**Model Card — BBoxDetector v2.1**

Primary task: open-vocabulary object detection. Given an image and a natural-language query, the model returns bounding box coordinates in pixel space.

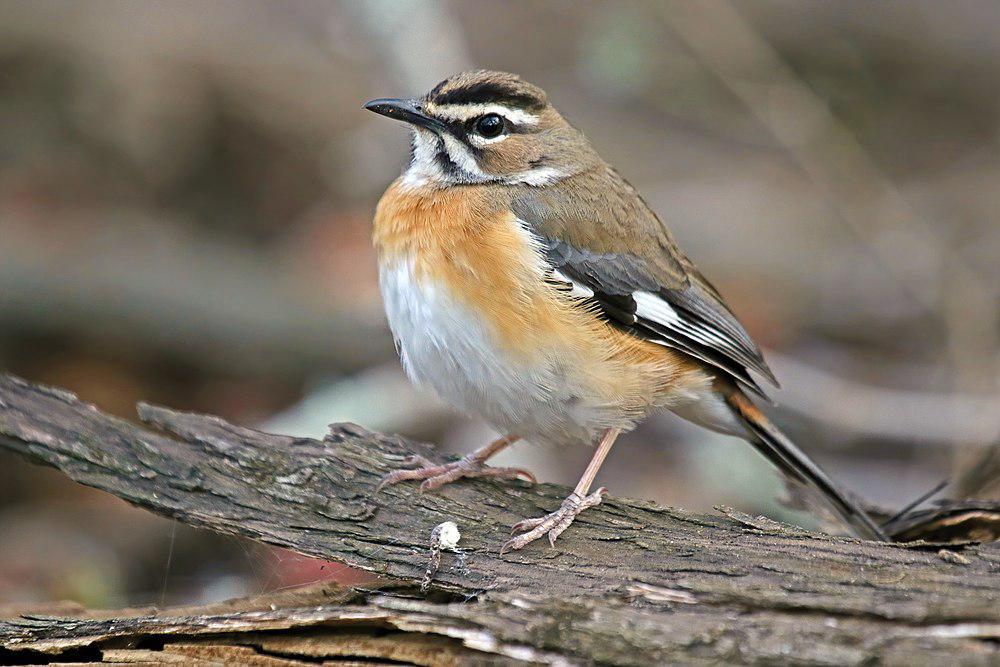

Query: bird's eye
[473,113,505,138]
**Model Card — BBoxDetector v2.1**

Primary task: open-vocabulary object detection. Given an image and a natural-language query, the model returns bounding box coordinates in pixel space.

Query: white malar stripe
[400,131,566,187]
[440,133,490,180]
[400,128,446,189]
[428,102,540,126]
[634,291,680,327]
[551,269,594,299]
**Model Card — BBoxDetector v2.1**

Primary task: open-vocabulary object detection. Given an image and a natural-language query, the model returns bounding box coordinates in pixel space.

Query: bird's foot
[501,488,607,554]
[377,453,536,493]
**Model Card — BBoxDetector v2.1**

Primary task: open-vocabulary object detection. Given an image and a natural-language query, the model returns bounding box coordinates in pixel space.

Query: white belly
[379,257,614,446]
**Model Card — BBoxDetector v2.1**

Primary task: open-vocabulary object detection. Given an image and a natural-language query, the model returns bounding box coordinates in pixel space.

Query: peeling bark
[1,373,998,665]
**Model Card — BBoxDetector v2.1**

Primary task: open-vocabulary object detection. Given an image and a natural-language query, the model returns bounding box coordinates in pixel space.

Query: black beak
[363,98,447,133]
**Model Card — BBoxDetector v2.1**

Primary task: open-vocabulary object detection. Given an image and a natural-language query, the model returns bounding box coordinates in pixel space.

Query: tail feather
[726,391,889,541]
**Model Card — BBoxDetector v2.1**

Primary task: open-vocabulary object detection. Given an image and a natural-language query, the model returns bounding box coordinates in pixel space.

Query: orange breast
[373,179,708,413]
[374,181,558,357]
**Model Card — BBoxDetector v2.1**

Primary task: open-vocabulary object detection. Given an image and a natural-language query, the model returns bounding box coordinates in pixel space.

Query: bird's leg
[501,428,620,554]
[377,434,534,493]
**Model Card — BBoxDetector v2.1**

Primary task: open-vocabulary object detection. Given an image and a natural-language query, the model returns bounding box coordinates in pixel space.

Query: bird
[364,70,888,552]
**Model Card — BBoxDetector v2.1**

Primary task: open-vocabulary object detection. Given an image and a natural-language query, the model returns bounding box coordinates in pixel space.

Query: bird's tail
[725,390,889,542]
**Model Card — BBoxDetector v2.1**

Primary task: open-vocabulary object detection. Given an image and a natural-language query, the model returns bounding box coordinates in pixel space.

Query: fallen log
[1,373,998,665]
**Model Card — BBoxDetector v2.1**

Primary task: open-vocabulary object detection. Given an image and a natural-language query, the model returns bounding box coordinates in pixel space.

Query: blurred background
[1,0,997,609]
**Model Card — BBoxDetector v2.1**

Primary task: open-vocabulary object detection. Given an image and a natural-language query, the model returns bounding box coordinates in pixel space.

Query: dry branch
[1,373,999,665]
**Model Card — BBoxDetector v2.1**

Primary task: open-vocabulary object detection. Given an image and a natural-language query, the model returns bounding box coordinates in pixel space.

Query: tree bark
[1,373,998,665]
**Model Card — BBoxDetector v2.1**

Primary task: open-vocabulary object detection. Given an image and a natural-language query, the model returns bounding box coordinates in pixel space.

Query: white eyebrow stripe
[427,102,540,126]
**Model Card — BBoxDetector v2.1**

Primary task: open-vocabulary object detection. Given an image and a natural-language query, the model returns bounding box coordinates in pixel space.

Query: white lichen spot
[421,521,463,592]
[434,521,461,550]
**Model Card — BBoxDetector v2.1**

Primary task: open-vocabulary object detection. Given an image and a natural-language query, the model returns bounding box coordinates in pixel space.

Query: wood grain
[1,373,998,665]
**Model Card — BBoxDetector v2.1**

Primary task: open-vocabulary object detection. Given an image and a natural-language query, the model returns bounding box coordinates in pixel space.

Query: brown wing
[511,167,901,541]
[512,166,777,398]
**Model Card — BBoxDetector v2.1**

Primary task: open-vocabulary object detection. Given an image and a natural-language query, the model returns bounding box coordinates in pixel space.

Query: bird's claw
[377,453,535,493]
[501,487,607,554]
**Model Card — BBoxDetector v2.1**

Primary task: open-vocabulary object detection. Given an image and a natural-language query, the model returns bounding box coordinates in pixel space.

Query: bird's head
[365,70,599,188]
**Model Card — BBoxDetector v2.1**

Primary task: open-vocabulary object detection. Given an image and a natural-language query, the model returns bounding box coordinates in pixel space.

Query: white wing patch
[538,238,773,394]
[636,291,735,350]
[633,291,680,327]
[560,281,749,368]
[548,281,735,354]
[551,269,594,299]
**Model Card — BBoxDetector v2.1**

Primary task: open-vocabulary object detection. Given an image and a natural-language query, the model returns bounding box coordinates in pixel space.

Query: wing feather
[539,235,776,397]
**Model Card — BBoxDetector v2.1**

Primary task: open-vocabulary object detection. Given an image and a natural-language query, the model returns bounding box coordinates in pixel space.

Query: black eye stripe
[443,115,533,134]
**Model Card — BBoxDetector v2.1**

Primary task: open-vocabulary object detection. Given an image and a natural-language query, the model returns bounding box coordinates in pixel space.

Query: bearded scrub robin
[365,71,887,552]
